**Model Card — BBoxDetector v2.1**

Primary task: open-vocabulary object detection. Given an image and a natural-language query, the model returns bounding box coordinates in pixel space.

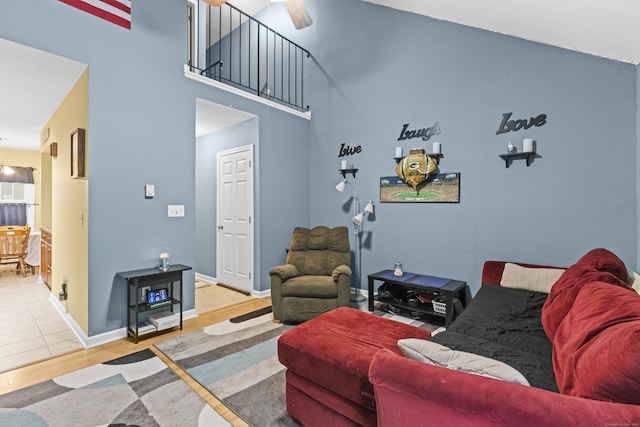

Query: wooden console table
[117,264,191,343]
[368,270,471,327]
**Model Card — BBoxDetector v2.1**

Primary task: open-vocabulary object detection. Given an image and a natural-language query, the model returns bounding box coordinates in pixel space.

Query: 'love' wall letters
[496,112,547,135]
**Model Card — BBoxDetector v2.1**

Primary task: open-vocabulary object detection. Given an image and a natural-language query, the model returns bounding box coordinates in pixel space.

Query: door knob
[217,225,223,230]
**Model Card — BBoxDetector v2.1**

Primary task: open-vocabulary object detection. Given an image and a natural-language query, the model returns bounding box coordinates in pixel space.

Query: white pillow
[628,271,640,294]
[499,263,565,293]
[398,338,530,386]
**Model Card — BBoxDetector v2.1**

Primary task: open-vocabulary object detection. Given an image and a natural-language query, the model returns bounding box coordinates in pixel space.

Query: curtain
[0,167,34,184]
[0,203,27,226]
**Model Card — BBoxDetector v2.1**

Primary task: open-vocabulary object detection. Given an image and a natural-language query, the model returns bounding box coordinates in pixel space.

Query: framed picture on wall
[380,173,460,203]
[71,128,85,179]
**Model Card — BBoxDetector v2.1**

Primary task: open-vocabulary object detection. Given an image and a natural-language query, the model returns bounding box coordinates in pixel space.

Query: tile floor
[0,264,82,373]
[0,272,252,374]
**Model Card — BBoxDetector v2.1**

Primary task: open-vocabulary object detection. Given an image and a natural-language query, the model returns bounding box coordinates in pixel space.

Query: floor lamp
[336,178,374,302]
[352,199,374,302]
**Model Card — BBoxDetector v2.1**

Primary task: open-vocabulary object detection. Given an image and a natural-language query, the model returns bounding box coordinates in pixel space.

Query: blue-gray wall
[0,0,637,336]
[0,0,309,336]
[302,0,637,294]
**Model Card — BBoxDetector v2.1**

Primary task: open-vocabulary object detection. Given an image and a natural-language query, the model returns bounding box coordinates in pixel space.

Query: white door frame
[216,144,254,294]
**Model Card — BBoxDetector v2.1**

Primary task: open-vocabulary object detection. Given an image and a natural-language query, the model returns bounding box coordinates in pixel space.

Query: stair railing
[196,2,310,112]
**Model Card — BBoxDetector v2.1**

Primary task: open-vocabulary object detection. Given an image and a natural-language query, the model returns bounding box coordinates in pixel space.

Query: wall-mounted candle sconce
[499,138,540,167]
[339,159,358,178]
[394,141,444,165]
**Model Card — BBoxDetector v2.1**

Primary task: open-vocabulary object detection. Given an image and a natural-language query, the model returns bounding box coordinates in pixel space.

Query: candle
[432,141,441,154]
[395,147,403,158]
[340,160,347,170]
[393,262,404,276]
[159,253,170,271]
[523,138,535,153]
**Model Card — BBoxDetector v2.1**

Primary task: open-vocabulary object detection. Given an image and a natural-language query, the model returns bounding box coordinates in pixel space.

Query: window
[0,182,35,229]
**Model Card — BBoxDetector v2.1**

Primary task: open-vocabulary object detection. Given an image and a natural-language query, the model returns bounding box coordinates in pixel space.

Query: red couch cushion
[277,307,431,411]
[553,281,640,403]
[541,265,629,340]
[370,347,640,427]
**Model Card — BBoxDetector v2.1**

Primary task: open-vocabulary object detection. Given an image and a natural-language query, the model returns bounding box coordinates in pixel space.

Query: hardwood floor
[0,296,272,427]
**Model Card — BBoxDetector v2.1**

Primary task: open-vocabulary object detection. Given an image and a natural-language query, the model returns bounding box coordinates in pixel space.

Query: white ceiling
[3,1,640,152]
[0,38,87,152]
[363,0,640,65]
[196,98,256,137]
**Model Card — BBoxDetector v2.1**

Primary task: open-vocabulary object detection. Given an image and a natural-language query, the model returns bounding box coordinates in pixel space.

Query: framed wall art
[70,128,85,179]
[380,173,460,203]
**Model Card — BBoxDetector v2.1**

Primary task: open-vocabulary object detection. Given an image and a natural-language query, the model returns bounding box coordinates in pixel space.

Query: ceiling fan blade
[285,0,313,29]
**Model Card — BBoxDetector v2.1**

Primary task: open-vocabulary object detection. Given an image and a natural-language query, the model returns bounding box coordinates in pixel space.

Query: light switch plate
[145,184,154,199]
[168,205,185,217]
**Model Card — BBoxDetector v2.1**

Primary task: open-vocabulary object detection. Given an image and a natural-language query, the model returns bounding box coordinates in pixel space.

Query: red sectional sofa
[278,248,640,426]
[369,248,640,426]
[278,307,432,426]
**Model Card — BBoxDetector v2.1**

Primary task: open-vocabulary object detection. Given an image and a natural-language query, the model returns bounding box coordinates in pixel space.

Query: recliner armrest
[332,264,352,282]
[270,264,300,281]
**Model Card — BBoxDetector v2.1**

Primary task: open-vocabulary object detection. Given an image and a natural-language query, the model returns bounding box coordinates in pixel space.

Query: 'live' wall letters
[338,142,362,158]
[496,112,547,135]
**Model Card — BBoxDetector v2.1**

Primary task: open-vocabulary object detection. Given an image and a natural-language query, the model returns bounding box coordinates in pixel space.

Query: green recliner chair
[270,226,352,323]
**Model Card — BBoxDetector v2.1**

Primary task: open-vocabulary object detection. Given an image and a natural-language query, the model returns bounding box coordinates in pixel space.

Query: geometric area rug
[154,313,297,427]
[0,348,231,427]
[153,308,441,427]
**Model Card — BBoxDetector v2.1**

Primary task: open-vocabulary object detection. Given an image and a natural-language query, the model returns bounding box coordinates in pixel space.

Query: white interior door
[216,145,254,294]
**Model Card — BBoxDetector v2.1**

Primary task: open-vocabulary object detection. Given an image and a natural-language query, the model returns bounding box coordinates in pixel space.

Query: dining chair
[0,225,31,277]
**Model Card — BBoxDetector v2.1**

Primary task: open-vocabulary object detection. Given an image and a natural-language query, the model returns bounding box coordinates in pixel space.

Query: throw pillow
[397,338,530,386]
[499,263,565,293]
[628,271,640,294]
[552,281,640,404]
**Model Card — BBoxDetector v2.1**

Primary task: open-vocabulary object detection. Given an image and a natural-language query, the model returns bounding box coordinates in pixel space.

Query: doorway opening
[194,98,257,313]
[0,37,87,373]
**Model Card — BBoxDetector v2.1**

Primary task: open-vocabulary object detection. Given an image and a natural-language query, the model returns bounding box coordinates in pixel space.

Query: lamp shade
[335,179,347,192]
[353,212,364,226]
[363,200,374,214]
[203,0,228,6]
[0,165,15,175]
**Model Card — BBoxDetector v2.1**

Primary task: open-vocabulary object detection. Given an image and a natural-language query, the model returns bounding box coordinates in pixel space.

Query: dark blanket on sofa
[430,284,558,392]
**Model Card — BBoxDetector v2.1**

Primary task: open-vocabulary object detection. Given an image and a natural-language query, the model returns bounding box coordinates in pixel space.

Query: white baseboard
[48,294,90,349]
[49,294,199,349]
[196,271,271,299]
[85,308,199,348]
[195,272,218,283]
[251,288,271,298]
